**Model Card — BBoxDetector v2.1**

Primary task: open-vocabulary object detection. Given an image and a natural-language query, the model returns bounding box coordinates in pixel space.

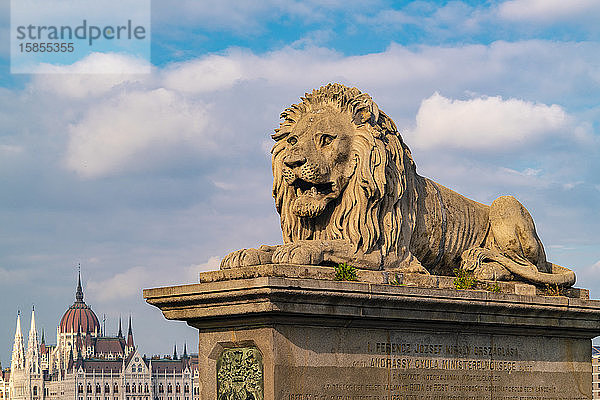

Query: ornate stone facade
[8,275,199,400]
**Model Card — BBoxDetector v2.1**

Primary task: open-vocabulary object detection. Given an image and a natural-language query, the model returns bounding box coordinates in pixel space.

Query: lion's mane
[271,83,419,259]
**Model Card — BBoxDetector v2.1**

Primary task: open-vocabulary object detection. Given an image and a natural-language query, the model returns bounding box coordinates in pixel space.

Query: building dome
[59,273,100,334]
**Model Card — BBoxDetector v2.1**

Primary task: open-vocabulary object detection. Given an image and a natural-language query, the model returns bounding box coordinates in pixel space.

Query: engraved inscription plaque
[274,327,591,400]
[217,346,264,400]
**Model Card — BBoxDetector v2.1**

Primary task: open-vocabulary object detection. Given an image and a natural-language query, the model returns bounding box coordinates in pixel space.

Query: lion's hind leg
[472,195,575,286]
[488,196,550,273]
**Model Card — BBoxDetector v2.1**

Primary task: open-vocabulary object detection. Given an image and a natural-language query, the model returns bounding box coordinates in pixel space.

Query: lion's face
[280,106,357,218]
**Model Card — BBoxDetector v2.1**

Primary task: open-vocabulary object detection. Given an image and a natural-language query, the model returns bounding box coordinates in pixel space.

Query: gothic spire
[76,265,84,302]
[11,311,25,371]
[183,342,188,359]
[173,343,178,360]
[27,306,39,351]
[29,306,37,332]
[126,315,134,348]
[118,317,123,337]
[26,306,40,373]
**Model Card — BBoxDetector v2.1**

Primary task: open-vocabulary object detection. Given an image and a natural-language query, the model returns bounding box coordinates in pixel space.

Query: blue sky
[1,0,600,366]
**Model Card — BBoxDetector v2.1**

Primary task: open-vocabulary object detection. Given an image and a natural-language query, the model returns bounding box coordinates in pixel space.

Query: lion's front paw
[220,248,273,269]
[271,242,324,265]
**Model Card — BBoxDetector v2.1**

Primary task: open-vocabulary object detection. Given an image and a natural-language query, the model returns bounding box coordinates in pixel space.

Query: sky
[1,0,600,366]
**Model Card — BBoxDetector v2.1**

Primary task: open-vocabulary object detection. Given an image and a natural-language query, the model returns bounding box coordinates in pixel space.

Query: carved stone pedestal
[144,265,600,400]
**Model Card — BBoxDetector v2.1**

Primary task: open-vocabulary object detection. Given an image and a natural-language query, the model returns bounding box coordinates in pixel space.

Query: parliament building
[6,274,199,400]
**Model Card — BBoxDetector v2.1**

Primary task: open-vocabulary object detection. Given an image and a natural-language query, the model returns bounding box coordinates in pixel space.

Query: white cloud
[498,0,600,22]
[184,256,221,281]
[32,52,151,75]
[86,257,220,302]
[577,260,600,282]
[162,54,245,93]
[30,53,153,98]
[522,168,541,176]
[409,92,569,150]
[65,88,210,178]
[86,266,148,302]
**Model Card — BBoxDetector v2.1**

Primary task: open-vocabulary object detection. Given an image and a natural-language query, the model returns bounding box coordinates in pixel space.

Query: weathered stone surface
[220,83,576,287]
[144,268,600,399]
[194,264,588,299]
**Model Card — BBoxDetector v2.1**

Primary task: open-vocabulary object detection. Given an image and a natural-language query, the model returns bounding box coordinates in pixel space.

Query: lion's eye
[320,134,336,146]
[287,136,298,145]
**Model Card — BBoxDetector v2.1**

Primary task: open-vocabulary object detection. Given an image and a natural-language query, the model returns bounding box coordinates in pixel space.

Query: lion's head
[272,83,418,257]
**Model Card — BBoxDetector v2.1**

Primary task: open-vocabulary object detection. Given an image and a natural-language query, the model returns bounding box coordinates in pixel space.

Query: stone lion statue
[221,83,575,286]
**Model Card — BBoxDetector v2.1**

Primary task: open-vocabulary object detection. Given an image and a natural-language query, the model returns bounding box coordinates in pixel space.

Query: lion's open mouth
[292,179,334,198]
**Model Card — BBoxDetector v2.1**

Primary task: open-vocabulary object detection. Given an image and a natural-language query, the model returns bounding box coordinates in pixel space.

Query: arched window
[132,384,136,393]
[144,384,149,393]
[113,384,118,394]
[33,386,38,396]
[183,384,189,394]
[96,384,101,393]
[167,384,172,394]
[193,388,198,396]
[175,384,180,394]
[105,384,110,393]
[138,366,143,372]
[125,384,130,393]
[87,384,92,394]
[158,384,164,394]
[78,384,84,394]
[139,384,142,393]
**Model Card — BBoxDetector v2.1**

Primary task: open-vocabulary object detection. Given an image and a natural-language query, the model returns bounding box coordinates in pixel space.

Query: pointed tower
[39,328,48,370]
[76,270,84,302]
[126,316,135,354]
[118,317,123,337]
[11,312,25,371]
[26,306,40,374]
[9,312,26,400]
[173,344,178,360]
[183,343,188,359]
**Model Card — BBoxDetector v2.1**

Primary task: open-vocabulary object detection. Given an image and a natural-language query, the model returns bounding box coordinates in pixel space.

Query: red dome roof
[59,273,100,334]
[60,302,100,334]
